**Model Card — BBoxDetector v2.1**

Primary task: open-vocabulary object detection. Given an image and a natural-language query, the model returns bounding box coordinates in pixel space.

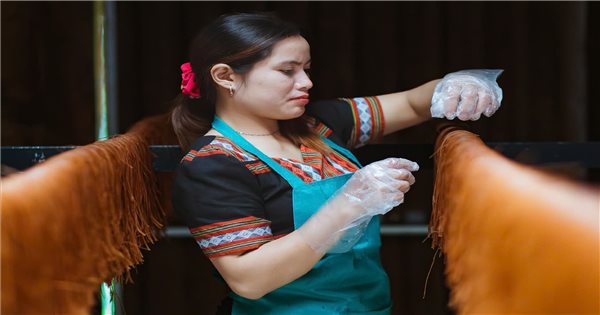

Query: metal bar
[93,1,118,139]
[0,146,75,170]
[2,143,600,171]
[162,225,429,238]
[94,1,108,141]
[380,224,429,236]
[105,1,119,136]
[94,1,119,314]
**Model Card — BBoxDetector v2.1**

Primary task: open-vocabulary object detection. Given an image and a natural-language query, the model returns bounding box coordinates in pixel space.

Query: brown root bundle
[429,126,600,314]
[1,114,175,315]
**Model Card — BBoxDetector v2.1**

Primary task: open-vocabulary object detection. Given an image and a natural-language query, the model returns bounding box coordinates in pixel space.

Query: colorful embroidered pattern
[276,157,322,183]
[182,130,360,182]
[339,96,385,148]
[245,161,271,175]
[183,150,199,162]
[245,144,358,183]
[190,216,273,258]
[182,137,257,163]
[313,121,333,138]
[324,152,358,177]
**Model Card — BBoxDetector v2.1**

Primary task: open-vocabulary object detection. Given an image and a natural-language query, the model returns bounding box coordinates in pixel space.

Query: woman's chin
[278,107,306,120]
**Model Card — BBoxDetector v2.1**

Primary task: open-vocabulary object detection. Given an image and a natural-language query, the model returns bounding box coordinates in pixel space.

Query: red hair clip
[180,62,200,98]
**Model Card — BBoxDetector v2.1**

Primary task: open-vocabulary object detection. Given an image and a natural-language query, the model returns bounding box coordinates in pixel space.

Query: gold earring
[229,85,234,96]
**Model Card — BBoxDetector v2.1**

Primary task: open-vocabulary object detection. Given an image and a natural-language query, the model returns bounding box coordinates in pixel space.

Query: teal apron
[212,117,391,315]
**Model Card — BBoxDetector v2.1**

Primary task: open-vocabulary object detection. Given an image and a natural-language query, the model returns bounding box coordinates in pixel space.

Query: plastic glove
[340,157,419,218]
[330,157,419,253]
[296,157,419,254]
[431,69,503,121]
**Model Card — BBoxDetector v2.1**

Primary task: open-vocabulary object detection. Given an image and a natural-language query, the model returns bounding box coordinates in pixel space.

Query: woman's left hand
[431,69,504,121]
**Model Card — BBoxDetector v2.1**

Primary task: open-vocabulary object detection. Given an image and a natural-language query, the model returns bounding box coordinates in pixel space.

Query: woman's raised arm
[378,69,504,135]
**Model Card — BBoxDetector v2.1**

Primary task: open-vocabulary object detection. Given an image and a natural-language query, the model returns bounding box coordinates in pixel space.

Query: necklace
[237,129,280,137]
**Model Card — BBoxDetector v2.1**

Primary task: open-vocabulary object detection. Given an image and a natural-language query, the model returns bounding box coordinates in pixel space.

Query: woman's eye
[280,69,294,75]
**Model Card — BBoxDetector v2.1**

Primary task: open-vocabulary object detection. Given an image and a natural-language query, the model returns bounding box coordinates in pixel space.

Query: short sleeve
[306,96,385,149]
[172,152,273,258]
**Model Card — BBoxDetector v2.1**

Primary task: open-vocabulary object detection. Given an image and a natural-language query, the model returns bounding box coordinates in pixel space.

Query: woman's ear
[210,63,236,90]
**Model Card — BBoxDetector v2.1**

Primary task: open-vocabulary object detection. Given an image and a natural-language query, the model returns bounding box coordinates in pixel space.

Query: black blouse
[172,96,385,259]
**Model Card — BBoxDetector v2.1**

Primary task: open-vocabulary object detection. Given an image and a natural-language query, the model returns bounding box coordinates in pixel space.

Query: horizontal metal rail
[162,224,430,238]
[2,142,600,171]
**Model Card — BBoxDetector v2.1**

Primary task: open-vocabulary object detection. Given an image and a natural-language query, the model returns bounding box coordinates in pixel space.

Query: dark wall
[2,2,598,146]
[2,2,598,315]
[2,1,95,145]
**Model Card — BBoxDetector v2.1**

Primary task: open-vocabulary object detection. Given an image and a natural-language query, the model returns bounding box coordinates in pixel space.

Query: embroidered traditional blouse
[172,97,385,259]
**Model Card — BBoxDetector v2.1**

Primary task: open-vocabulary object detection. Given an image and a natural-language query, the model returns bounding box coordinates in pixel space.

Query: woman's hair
[171,12,332,153]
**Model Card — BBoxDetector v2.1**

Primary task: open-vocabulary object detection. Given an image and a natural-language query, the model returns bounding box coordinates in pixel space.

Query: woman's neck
[215,107,279,136]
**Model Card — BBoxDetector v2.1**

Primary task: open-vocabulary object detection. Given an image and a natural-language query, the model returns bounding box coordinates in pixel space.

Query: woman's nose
[296,71,313,90]
[296,71,313,91]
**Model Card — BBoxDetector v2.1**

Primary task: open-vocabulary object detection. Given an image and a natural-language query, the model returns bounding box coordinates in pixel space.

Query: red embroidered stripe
[190,216,270,235]
[191,216,274,258]
[304,159,322,172]
[245,161,271,175]
[346,98,361,146]
[327,151,359,171]
[323,166,342,177]
[365,96,385,140]
[205,143,249,161]
[276,159,315,183]
[214,137,254,156]
[301,148,323,172]
[193,221,271,240]
[303,156,321,164]
[193,149,231,158]
[181,137,258,164]
[181,150,200,162]
[314,121,333,137]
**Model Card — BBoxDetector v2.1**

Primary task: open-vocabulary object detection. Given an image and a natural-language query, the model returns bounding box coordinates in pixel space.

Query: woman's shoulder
[181,135,258,165]
[175,135,261,184]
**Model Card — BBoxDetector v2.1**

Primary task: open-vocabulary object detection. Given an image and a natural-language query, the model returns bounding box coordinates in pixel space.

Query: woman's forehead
[268,36,311,64]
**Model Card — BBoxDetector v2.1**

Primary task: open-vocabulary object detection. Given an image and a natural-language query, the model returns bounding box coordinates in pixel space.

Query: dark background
[2,2,599,315]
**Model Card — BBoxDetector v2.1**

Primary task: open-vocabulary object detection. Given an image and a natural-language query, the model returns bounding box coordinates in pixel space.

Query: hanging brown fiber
[1,114,174,315]
[429,126,599,314]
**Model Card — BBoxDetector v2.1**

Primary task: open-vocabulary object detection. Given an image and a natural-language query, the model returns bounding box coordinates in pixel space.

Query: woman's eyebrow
[275,59,312,66]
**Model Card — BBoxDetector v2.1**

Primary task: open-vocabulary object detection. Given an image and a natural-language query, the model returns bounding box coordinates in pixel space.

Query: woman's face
[233,36,313,120]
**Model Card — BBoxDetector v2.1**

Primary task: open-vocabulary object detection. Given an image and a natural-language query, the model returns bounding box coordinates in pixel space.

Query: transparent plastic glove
[341,157,419,217]
[297,158,419,254]
[327,214,372,254]
[431,69,504,121]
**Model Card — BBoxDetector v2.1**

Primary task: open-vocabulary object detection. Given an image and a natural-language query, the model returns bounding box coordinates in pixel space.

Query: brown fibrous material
[1,114,176,315]
[429,126,599,314]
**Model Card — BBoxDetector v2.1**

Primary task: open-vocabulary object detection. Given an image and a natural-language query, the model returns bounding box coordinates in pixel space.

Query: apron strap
[212,116,306,188]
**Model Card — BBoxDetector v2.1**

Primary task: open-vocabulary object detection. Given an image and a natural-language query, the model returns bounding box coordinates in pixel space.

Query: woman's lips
[290,95,310,105]
[291,94,309,100]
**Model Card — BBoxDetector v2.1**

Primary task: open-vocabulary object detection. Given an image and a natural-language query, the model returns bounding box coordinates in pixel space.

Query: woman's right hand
[340,157,419,218]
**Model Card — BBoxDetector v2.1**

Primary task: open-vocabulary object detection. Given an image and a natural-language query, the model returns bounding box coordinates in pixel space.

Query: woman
[171,12,502,315]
